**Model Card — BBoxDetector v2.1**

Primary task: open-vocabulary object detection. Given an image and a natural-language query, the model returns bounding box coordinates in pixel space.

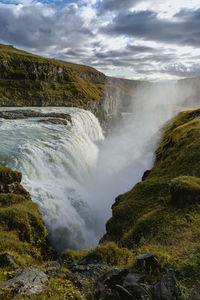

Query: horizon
[0,0,200,81]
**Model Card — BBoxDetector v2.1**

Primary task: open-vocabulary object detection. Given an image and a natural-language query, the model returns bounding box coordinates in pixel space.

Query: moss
[122,208,167,247]
[170,176,200,207]
[84,242,130,266]
[61,249,89,265]
[61,242,130,266]
[102,109,200,284]
[0,166,55,266]
[0,166,21,184]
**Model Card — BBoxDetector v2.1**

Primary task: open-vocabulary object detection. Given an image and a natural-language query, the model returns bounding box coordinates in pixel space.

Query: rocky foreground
[1,109,200,299]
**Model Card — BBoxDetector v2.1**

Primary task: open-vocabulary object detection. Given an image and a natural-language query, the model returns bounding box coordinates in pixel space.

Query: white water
[0,108,104,251]
[0,84,191,252]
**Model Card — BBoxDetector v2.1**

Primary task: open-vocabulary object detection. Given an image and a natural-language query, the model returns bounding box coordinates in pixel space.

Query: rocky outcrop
[0,267,48,295]
[0,109,72,125]
[0,166,56,265]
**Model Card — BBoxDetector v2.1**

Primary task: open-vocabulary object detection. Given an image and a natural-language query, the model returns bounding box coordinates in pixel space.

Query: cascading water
[0,108,104,251]
[0,84,187,252]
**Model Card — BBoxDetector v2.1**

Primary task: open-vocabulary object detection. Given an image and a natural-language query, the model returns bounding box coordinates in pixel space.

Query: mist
[0,80,197,253]
[82,80,198,243]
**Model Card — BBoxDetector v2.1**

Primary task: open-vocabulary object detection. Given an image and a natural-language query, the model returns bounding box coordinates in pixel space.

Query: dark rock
[0,253,18,269]
[45,261,61,276]
[45,261,60,269]
[38,118,69,125]
[0,182,19,193]
[76,280,83,289]
[97,269,122,290]
[153,270,180,300]
[0,267,48,295]
[126,283,153,300]
[142,170,151,181]
[115,284,135,299]
[189,284,200,300]
[99,291,121,300]
[123,272,145,287]
[137,253,158,272]
[0,110,72,123]
[105,269,129,288]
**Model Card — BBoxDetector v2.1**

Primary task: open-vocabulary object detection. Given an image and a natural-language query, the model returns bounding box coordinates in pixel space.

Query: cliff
[0,44,148,128]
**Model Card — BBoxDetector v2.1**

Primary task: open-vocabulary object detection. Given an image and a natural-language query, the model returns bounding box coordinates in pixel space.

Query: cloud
[0,0,199,80]
[0,2,93,52]
[98,0,140,15]
[161,63,200,78]
[102,9,200,47]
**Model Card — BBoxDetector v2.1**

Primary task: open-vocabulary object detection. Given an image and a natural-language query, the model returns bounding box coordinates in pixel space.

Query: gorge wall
[0,44,150,129]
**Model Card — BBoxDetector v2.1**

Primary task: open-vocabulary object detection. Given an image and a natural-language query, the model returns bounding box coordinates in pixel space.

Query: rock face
[0,166,55,265]
[0,267,48,295]
[0,43,149,129]
[0,109,72,127]
[154,270,180,300]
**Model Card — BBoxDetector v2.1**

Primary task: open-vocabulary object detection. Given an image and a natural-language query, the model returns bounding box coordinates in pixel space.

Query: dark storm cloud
[0,3,93,52]
[102,9,200,47]
[98,0,140,15]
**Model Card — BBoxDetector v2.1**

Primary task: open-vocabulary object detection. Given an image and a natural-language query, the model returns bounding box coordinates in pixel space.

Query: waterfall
[0,108,104,251]
[0,84,181,252]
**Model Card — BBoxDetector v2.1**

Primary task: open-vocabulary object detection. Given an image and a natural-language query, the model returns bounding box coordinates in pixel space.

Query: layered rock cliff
[0,44,148,129]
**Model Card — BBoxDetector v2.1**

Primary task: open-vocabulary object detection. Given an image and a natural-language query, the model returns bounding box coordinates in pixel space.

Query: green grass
[0,166,55,266]
[0,43,106,107]
[103,109,200,287]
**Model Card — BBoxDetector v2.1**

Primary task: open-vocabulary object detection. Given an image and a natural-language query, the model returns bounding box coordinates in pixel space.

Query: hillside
[103,108,200,283]
[0,44,150,129]
[0,44,106,107]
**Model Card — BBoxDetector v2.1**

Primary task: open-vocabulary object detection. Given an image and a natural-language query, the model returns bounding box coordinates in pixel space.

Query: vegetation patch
[103,109,200,288]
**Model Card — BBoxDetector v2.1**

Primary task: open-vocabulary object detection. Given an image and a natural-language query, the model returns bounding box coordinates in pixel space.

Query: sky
[0,0,200,81]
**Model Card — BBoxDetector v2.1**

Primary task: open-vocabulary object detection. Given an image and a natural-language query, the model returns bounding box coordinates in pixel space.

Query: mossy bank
[103,109,200,285]
[0,166,55,266]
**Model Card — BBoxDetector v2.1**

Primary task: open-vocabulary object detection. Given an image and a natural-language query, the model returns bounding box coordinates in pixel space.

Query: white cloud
[0,0,200,80]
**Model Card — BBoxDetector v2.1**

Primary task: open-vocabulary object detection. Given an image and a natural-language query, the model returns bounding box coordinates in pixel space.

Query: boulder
[153,270,180,300]
[126,283,153,300]
[115,284,135,299]
[104,269,129,288]
[123,272,145,287]
[137,253,158,272]
[0,267,48,295]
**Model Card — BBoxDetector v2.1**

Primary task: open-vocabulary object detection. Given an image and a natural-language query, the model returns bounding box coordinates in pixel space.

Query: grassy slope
[103,109,200,283]
[0,44,106,106]
[0,44,148,110]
